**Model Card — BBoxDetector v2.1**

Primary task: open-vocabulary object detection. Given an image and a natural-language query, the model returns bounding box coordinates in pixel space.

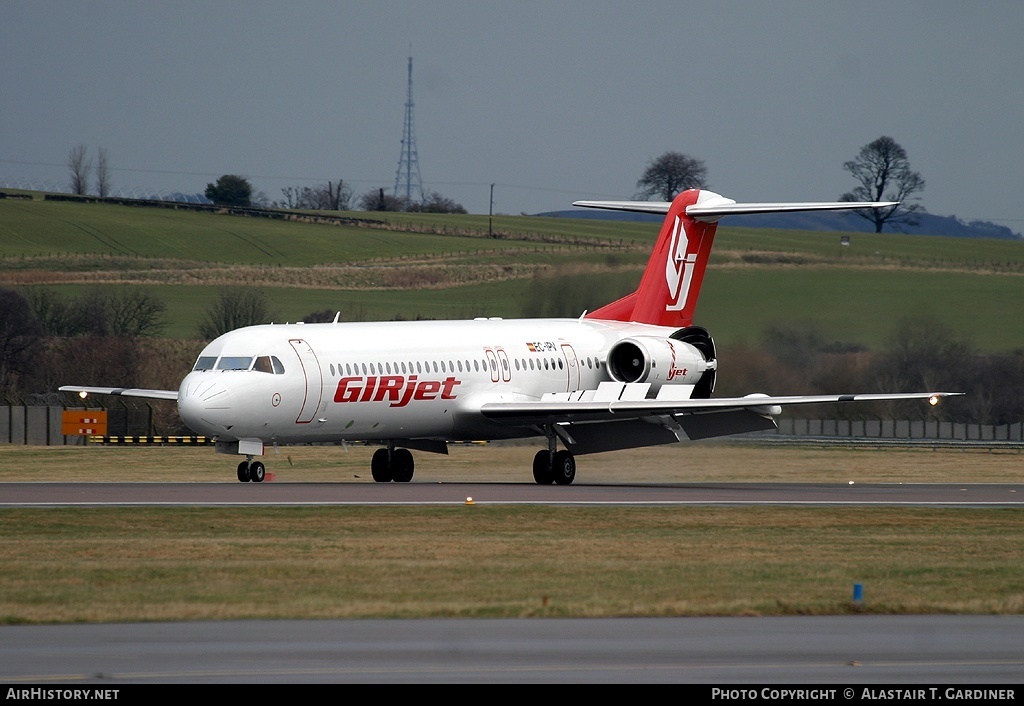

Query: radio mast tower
[393,55,425,204]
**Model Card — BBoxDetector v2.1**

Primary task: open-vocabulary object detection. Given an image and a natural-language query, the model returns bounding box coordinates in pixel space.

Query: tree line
[3,282,1020,426]
[65,134,920,227]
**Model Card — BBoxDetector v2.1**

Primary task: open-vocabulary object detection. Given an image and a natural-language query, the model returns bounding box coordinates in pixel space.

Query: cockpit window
[193,356,218,371]
[215,356,254,371]
[196,355,284,373]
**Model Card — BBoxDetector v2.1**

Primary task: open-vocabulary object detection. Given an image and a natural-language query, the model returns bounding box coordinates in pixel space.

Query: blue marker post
[852,583,864,608]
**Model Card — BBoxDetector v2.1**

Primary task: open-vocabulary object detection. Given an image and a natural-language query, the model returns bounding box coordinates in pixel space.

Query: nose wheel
[236,458,266,483]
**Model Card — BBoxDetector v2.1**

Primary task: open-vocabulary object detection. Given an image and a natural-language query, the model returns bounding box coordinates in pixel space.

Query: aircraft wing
[480,391,960,425]
[479,390,962,454]
[59,385,179,402]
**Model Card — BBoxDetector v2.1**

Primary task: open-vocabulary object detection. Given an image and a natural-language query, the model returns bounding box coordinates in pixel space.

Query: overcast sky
[2,1,1021,229]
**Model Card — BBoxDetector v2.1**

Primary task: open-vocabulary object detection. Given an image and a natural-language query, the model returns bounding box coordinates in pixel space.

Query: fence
[3,405,1023,447]
[1,405,173,446]
[775,418,1024,442]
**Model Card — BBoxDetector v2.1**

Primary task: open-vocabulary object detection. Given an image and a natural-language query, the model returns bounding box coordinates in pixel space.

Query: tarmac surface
[3,615,1023,684]
[4,479,1022,685]
[4,480,1024,507]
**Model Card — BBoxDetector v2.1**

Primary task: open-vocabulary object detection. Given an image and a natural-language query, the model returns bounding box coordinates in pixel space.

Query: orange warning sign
[61,410,108,436]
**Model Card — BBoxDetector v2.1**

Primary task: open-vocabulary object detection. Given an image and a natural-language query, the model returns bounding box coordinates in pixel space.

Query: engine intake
[607,336,713,393]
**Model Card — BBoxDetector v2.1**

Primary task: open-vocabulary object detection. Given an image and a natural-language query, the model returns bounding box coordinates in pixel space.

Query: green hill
[2,193,1022,350]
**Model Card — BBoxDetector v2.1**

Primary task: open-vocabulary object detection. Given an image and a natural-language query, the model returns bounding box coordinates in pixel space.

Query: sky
[2,1,1022,229]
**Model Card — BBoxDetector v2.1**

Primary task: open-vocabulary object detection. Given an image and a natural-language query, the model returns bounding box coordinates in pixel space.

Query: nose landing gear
[236,457,266,483]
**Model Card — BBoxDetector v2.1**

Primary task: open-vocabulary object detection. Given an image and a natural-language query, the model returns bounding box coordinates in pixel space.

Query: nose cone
[178,375,233,436]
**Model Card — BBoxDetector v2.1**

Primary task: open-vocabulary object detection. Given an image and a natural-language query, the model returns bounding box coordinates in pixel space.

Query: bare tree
[635,151,708,201]
[95,147,111,197]
[0,288,45,395]
[67,144,91,195]
[197,287,275,340]
[407,191,467,214]
[106,287,167,338]
[840,136,926,233]
[280,180,352,211]
[324,180,350,210]
[359,187,410,212]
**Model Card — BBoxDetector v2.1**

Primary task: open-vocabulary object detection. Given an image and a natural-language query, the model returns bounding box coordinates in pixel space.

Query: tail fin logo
[664,215,697,312]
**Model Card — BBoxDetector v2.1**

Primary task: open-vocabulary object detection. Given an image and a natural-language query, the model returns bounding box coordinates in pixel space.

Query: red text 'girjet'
[334,375,461,408]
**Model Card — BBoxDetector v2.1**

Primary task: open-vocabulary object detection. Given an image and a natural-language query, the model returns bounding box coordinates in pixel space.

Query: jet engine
[607,331,715,395]
[671,325,717,398]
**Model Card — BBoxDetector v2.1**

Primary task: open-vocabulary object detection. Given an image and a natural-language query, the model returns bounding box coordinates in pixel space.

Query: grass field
[2,195,1023,348]
[1,442,1022,624]
[3,440,1023,484]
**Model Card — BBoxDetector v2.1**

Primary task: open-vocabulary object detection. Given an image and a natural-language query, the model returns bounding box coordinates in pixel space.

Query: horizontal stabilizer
[573,193,897,223]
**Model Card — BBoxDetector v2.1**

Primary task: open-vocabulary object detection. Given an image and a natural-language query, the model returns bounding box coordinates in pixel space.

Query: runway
[4,479,1022,684]
[3,480,1023,507]
[3,615,1023,684]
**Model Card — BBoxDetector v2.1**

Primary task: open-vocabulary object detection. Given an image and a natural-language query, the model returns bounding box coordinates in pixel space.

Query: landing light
[79,391,88,399]
[928,395,939,406]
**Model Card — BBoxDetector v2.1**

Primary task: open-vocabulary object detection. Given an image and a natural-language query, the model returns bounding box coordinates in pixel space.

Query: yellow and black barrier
[87,435,214,446]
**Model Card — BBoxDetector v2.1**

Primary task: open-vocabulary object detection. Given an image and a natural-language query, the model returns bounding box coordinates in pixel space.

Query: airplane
[60,188,961,484]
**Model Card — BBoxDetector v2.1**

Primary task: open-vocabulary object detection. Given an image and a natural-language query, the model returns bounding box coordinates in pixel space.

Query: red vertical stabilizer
[586,189,718,327]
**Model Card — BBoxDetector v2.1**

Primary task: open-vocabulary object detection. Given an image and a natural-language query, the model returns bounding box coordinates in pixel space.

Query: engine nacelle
[606,336,712,393]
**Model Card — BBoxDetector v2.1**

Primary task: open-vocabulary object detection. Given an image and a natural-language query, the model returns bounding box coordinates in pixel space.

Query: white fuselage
[176,317,689,446]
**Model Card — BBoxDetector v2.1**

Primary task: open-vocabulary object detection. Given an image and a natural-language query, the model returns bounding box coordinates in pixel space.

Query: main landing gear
[371,445,415,483]
[237,456,266,483]
[532,432,576,485]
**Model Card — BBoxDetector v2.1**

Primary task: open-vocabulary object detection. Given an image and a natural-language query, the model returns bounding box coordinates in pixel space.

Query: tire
[251,462,266,483]
[532,450,554,485]
[392,448,414,482]
[371,448,393,482]
[237,461,251,483]
[552,450,576,485]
